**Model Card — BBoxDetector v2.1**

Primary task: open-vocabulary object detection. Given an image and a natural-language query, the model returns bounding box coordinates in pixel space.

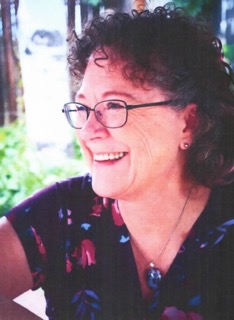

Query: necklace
[131,187,193,292]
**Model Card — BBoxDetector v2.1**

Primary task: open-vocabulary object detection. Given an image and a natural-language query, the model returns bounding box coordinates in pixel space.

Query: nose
[78,109,109,141]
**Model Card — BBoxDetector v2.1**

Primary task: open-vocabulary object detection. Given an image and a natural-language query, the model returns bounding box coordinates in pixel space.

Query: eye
[106,101,125,109]
[77,104,87,112]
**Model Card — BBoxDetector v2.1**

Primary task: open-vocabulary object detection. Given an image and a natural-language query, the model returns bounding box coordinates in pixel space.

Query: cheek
[127,118,181,164]
[76,134,93,166]
[122,125,156,166]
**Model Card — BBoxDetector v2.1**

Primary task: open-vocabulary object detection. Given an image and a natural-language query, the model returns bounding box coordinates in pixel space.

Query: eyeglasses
[62,99,178,129]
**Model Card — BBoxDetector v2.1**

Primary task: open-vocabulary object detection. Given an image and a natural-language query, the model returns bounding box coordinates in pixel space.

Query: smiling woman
[0,2,234,320]
[73,55,190,200]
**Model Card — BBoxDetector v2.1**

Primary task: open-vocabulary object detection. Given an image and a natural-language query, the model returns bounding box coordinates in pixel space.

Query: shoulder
[55,173,94,199]
[193,182,234,251]
[6,173,95,224]
[202,182,234,247]
[54,173,97,213]
[36,173,94,200]
[209,182,234,216]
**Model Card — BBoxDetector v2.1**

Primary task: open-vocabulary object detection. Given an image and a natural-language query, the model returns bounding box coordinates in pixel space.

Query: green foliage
[81,0,102,6]
[223,44,234,64]
[0,121,86,216]
[174,0,215,16]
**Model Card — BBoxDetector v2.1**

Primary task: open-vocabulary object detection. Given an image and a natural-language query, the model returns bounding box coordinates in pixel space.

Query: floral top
[6,174,234,320]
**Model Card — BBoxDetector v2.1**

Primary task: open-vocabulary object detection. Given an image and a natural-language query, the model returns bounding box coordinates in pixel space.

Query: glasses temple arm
[126,99,179,109]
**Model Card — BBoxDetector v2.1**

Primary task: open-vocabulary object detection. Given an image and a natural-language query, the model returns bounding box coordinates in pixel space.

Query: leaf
[0,120,85,217]
[200,218,234,249]
[71,289,101,320]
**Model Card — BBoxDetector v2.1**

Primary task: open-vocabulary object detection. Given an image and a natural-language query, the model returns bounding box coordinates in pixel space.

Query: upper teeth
[94,152,125,161]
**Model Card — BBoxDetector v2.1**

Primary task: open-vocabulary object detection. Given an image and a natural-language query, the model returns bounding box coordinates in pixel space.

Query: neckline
[111,187,216,301]
[101,184,233,317]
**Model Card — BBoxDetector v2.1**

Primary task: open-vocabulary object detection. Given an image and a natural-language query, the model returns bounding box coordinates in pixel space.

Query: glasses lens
[95,100,127,128]
[64,103,87,129]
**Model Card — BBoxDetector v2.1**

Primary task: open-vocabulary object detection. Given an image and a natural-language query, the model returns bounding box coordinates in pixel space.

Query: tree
[0,0,18,124]
[67,0,76,35]
[0,36,4,126]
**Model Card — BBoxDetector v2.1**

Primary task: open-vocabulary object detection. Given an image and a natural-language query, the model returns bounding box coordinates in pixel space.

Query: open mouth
[93,152,126,162]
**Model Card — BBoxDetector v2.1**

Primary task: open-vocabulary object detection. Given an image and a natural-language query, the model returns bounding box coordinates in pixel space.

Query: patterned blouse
[6,174,234,320]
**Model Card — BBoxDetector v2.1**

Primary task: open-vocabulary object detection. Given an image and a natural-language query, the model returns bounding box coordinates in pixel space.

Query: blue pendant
[146,263,162,291]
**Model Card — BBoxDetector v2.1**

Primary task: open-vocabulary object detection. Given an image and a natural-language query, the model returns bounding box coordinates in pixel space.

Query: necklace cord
[130,186,193,268]
[117,187,193,292]
[151,186,193,266]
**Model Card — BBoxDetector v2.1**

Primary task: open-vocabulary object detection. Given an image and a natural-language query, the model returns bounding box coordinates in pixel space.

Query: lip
[93,152,127,162]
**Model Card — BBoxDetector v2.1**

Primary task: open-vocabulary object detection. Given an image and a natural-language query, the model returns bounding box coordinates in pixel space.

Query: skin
[76,57,194,202]
[0,217,33,298]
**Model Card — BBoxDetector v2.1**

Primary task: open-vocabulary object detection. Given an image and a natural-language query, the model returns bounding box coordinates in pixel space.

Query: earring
[184,142,190,149]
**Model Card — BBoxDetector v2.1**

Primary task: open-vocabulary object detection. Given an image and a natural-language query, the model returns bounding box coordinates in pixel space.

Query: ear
[180,104,198,150]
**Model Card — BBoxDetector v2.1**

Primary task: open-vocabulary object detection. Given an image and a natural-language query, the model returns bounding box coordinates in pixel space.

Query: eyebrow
[76,90,138,101]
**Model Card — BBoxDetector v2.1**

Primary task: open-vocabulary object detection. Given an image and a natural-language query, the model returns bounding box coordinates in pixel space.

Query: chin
[91,179,118,199]
[90,162,130,198]
[92,184,113,198]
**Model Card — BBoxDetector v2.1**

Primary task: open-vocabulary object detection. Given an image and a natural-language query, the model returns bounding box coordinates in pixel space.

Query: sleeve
[5,174,94,290]
[5,182,62,290]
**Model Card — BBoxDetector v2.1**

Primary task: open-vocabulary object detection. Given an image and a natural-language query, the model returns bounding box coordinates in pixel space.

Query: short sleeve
[5,174,92,290]
[5,182,61,289]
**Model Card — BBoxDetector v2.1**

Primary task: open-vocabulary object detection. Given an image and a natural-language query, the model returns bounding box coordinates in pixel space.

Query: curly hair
[68,2,234,187]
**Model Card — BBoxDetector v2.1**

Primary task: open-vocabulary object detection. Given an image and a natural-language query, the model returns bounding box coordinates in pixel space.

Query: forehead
[76,50,167,103]
[86,53,126,82]
[76,52,163,101]
[76,58,133,99]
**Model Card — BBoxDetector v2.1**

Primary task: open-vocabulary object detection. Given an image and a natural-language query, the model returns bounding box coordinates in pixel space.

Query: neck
[118,180,191,225]
[117,181,211,239]
[116,181,211,300]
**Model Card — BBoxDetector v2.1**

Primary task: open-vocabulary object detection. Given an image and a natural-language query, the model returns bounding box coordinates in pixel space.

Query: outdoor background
[0,0,234,217]
[0,1,233,317]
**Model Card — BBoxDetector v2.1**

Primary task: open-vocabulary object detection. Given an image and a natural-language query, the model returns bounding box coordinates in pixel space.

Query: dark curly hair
[68,2,234,187]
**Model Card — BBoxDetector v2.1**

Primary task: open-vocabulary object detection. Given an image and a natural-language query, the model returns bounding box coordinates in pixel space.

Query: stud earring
[184,142,190,149]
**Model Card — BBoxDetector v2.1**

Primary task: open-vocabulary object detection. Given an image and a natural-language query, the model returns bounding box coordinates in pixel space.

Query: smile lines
[94,152,125,161]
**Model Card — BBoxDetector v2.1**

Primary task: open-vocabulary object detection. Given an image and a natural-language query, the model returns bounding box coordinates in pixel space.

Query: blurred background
[0,0,234,217]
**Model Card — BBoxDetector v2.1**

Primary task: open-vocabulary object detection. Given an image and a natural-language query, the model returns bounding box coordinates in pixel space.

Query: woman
[0,2,234,319]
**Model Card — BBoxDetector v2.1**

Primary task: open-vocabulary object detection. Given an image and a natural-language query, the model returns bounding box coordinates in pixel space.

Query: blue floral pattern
[71,290,101,320]
[199,219,234,249]
[6,175,234,319]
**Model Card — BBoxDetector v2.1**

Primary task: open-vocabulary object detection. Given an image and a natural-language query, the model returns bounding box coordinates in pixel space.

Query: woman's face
[76,57,191,201]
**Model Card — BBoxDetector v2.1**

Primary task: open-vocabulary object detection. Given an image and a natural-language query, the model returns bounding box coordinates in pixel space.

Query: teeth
[94,152,125,161]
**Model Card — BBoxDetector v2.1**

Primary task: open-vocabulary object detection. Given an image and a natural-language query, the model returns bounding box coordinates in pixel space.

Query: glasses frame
[62,99,179,129]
